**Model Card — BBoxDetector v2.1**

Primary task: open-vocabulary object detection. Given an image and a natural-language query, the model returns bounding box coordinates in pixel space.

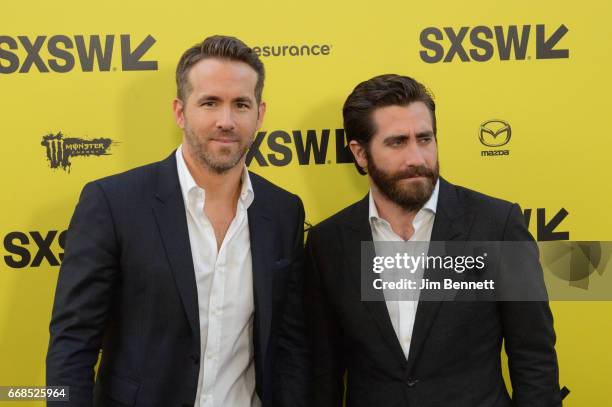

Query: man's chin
[209,159,241,172]
[208,152,247,172]
[392,178,435,205]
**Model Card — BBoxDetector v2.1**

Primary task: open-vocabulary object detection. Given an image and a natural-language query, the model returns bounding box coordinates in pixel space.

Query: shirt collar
[175,145,254,209]
[369,178,440,223]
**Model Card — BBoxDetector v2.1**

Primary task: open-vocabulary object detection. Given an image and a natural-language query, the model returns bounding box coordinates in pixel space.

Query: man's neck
[371,184,417,240]
[182,148,243,205]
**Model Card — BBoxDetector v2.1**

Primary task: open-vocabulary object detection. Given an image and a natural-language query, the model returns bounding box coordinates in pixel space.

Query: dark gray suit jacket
[305,177,561,407]
[46,152,307,407]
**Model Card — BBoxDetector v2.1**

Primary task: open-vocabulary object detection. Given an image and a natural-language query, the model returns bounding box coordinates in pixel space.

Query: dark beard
[367,151,439,212]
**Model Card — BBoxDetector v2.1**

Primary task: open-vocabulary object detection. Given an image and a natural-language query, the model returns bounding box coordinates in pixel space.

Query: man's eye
[389,139,405,146]
[201,101,216,107]
[419,136,433,144]
[236,103,250,109]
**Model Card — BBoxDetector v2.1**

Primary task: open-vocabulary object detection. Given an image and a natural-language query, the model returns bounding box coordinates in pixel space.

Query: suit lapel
[152,152,200,337]
[152,158,276,379]
[405,178,473,373]
[247,176,276,371]
[343,195,407,364]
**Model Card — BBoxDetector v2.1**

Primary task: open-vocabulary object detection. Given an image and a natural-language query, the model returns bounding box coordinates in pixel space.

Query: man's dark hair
[342,74,437,175]
[175,35,265,103]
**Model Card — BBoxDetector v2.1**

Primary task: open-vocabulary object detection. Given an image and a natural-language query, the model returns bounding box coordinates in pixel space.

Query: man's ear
[256,101,266,129]
[172,98,185,129]
[349,140,368,172]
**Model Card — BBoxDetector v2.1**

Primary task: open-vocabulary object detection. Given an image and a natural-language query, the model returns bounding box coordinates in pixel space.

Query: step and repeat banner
[1,0,610,405]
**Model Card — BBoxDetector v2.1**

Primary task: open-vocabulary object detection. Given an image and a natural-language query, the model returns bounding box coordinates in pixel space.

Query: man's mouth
[211,137,239,144]
[398,175,427,181]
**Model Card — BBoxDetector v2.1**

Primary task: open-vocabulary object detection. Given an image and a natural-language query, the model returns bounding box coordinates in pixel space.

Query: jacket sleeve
[499,203,562,407]
[304,229,345,407]
[46,181,120,407]
[273,195,310,407]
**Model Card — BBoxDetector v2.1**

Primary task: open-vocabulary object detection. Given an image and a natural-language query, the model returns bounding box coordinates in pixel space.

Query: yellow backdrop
[1,0,611,405]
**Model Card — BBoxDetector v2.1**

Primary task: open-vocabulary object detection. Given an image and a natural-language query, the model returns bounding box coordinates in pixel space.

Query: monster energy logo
[41,132,115,171]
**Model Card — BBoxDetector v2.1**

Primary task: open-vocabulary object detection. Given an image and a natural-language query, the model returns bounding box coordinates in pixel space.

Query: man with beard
[304,74,561,406]
[46,36,307,407]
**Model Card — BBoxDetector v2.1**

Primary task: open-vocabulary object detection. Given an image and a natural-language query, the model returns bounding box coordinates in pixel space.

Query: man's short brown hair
[175,35,265,103]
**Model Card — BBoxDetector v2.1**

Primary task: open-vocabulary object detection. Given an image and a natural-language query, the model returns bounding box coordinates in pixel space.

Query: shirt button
[405,378,419,387]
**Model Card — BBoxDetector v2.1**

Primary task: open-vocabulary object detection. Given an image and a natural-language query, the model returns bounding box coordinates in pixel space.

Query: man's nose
[403,141,426,167]
[216,106,235,131]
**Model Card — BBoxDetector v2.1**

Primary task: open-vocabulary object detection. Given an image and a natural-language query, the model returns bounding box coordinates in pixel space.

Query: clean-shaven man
[304,74,561,406]
[47,35,307,407]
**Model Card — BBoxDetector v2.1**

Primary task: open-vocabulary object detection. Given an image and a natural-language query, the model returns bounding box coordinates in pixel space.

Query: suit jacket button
[406,378,418,387]
[191,354,200,364]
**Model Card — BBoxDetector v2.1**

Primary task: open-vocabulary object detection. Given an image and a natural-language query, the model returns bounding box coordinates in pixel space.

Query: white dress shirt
[369,180,439,360]
[176,146,261,407]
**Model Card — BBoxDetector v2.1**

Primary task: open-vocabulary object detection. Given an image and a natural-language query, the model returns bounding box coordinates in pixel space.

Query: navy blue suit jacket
[305,178,561,407]
[46,152,307,406]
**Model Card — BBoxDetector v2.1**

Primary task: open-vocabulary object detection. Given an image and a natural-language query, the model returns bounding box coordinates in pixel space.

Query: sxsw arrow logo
[523,208,569,241]
[0,34,158,73]
[121,35,157,71]
[536,24,569,59]
[420,24,569,63]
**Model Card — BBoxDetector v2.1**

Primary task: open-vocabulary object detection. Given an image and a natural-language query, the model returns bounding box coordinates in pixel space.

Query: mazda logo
[479,120,511,147]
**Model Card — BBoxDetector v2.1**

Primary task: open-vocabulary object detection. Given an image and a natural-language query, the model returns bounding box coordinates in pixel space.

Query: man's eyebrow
[416,131,435,138]
[194,95,255,104]
[196,95,221,103]
[383,134,409,142]
[233,96,254,104]
[382,132,434,143]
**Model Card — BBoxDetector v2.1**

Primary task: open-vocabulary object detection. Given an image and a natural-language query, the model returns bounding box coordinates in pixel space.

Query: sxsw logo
[246,128,352,167]
[419,24,569,63]
[524,208,569,241]
[0,34,157,73]
[3,230,66,268]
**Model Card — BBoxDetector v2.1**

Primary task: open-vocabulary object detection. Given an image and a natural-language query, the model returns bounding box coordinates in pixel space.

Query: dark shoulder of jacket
[448,180,520,229]
[248,170,301,208]
[88,157,163,200]
[308,197,365,241]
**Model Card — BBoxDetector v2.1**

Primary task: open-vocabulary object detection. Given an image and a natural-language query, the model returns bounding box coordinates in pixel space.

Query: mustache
[389,165,436,181]
[207,131,242,142]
